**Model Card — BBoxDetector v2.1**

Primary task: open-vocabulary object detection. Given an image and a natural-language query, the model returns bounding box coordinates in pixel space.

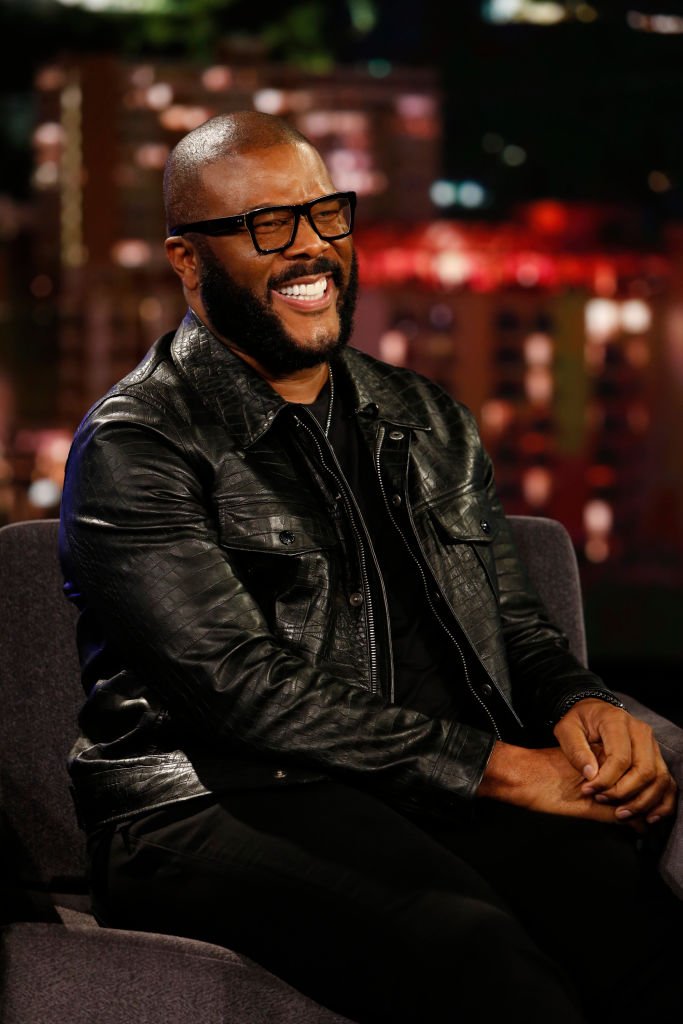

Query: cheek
[239,265,272,297]
[336,243,354,282]
[217,242,273,294]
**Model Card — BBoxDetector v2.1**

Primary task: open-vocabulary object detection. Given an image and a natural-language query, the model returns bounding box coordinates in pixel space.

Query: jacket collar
[170,309,431,448]
[171,310,288,448]
[340,348,432,432]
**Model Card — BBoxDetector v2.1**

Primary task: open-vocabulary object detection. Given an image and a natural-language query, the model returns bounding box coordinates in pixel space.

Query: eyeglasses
[170,191,356,255]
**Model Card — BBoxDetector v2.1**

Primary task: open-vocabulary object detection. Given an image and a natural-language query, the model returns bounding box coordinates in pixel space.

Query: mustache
[268,258,344,291]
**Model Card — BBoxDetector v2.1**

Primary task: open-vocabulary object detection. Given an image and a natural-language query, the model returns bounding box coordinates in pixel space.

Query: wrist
[477,741,527,800]
[550,689,625,728]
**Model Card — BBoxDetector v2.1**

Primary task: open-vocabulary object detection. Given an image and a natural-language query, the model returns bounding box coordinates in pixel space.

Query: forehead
[198,142,336,217]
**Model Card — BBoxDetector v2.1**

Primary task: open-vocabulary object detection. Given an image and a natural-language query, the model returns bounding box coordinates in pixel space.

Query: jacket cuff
[430,721,497,803]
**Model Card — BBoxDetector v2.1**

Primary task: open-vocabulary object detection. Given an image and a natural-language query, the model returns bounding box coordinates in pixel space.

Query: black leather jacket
[60,312,610,831]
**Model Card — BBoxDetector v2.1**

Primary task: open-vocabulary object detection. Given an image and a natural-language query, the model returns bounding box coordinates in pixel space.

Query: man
[60,112,680,1024]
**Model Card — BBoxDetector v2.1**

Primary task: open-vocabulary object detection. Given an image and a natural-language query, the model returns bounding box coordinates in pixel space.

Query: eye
[311,198,351,232]
[252,211,294,233]
[315,203,342,220]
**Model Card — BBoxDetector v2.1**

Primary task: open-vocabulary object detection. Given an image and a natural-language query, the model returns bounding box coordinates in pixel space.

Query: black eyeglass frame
[169,191,357,255]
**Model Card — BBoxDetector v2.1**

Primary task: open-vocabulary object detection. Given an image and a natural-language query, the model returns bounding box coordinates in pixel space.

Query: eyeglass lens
[251,196,353,250]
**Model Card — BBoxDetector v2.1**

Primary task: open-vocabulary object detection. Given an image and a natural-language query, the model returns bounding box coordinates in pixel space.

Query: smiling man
[165,118,358,387]
[60,112,681,1024]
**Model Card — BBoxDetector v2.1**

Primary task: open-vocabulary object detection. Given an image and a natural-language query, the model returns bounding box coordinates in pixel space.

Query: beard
[196,244,359,378]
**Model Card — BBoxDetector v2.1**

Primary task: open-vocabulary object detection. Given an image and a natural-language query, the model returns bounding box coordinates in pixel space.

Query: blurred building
[12,54,683,672]
[353,207,683,580]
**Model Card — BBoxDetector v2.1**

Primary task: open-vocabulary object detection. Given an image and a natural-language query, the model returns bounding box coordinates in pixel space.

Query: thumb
[555,718,599,783]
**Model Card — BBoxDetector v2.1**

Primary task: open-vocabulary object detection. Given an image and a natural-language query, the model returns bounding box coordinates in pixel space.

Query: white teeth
[277,277,328,300]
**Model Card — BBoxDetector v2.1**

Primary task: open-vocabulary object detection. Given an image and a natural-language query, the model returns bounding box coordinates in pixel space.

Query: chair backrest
[0,519,84,891]
[0,515,587,893]
[508,515,588,667]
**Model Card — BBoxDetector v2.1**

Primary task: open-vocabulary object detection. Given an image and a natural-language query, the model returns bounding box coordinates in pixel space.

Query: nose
[283,212,330,258]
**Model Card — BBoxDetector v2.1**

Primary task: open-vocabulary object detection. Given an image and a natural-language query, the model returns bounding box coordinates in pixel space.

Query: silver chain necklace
[324,363,334,437]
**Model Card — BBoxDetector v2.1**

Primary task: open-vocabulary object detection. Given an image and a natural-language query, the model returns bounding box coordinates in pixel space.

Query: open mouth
[277,276,328,301]
[272,273,334,311]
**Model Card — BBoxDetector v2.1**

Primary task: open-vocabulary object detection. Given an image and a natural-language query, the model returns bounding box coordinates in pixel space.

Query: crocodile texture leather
[60,311,612,830]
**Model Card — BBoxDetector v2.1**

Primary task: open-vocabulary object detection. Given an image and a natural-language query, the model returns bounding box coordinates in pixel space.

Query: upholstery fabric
[508,516,587,665]
[0,519,83,888]
[0,922,350,1024]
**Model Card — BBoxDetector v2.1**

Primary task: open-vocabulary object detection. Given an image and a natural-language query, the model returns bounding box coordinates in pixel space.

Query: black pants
[89,783,681,1024]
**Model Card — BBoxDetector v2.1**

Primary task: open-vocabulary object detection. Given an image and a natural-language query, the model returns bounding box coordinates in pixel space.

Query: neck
[238,355,329,404]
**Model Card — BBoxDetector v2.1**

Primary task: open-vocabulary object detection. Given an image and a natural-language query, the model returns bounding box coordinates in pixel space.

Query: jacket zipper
[293,412,394,700]
[374,424,505,740]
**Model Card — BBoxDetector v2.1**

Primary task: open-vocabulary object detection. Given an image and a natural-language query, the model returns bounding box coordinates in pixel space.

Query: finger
[590,726,661,800]
[583,714,633,791]
[610,747,677,820]
[554,718,600,781]
[613,776,677,822]
[592,758,657,803]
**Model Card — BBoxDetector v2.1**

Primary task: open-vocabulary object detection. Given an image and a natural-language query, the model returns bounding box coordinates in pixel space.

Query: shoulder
[74,331,197,440]
[65,332,206,495]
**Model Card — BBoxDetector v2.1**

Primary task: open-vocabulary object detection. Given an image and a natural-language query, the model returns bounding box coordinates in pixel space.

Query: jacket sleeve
[481,450,617,730]
[60,393,495,810]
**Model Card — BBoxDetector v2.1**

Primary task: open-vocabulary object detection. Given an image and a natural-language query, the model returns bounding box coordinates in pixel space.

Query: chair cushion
[0,922,354,1024]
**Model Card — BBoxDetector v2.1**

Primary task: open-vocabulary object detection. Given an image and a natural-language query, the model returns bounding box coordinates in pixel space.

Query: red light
[527,201,569,236]
[585,465,616,488]
[519,433,549,456]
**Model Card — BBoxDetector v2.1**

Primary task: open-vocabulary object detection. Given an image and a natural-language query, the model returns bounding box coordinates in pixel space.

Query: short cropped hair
[163,111,313,233]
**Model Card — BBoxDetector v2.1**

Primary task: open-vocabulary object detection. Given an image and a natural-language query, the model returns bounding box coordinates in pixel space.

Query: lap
[90,783,583,1022]
[89,782,680,1023]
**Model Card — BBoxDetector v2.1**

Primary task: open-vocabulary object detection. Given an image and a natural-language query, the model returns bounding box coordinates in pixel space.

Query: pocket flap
[429,491,498,544]
[217,497,336,554]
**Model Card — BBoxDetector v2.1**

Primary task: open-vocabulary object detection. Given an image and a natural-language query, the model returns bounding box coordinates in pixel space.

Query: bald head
[163,111,314,234]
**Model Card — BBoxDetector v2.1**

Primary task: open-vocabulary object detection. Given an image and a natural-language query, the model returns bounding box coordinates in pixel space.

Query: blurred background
[1,0,682,717]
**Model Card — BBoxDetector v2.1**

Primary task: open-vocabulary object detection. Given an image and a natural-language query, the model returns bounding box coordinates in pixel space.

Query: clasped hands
[554,698,676,826]
[479,699,677,826]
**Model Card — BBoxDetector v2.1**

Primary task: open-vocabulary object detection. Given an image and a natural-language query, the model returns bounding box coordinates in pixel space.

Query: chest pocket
[216,495,339,649]
[217,495,337,554]
[426,490,501,602]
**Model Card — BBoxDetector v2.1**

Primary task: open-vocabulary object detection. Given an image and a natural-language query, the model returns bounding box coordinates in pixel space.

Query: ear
[165,236,200,292]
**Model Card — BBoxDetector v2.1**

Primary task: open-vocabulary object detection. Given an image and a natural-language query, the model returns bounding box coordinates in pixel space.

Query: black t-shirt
[302,374,466,719]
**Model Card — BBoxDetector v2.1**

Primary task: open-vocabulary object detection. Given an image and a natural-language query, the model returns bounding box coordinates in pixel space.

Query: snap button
[279,530,295,545]
[388,430,405,441]
[480,682,493,699]
[361,402,379,418]
[349,591,364,608]
[273,769,287,780]
[479,519,491,534]
[391,494,402,508]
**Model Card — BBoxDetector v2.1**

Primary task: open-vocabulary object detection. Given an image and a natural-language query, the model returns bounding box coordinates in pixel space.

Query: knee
[388,895,581,1021]
[390,890,523,967]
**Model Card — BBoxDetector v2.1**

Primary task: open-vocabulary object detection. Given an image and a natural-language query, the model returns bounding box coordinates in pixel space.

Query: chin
[279,313,340,349]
